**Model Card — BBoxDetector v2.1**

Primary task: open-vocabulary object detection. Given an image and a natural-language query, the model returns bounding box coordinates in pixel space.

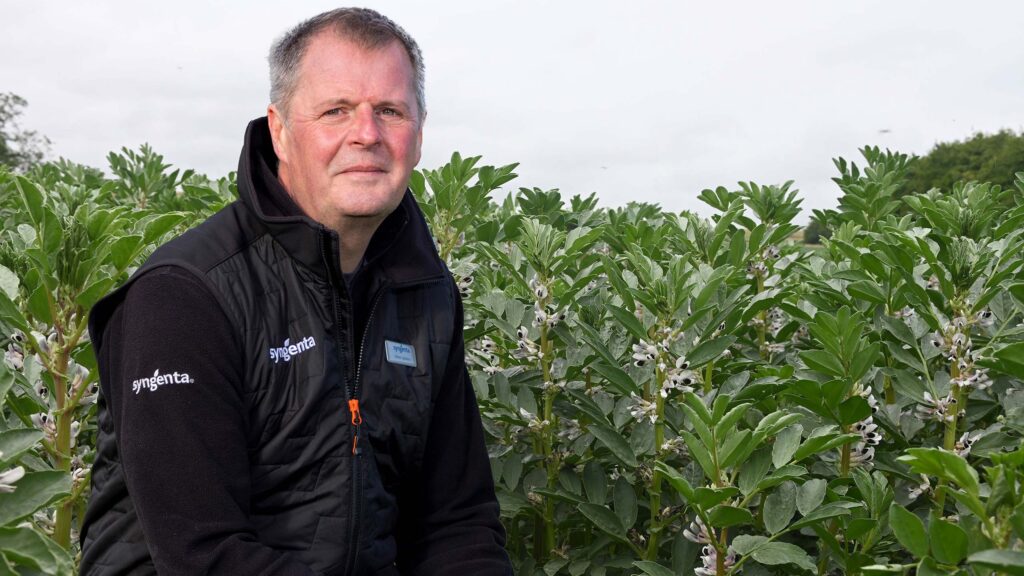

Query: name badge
[385,340,417,368]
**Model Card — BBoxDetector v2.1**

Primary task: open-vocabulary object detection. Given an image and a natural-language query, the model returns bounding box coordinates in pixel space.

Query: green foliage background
[901,130,1024,198]
[1,142,1024,576]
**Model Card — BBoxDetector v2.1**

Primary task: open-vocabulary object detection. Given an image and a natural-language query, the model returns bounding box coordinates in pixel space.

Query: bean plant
[0,145,1023,576]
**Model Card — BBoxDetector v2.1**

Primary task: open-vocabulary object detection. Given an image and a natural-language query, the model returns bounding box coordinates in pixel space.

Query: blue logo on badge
[385,340,417,368]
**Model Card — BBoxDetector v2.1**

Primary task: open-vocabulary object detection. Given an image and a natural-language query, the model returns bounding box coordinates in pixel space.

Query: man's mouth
[342,164,386,173]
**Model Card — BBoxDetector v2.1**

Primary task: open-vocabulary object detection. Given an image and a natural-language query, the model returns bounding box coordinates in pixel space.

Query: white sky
[4,1,1023,222]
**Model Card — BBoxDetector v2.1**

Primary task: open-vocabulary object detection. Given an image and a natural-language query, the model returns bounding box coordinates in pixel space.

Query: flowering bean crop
[1,146,1024,575]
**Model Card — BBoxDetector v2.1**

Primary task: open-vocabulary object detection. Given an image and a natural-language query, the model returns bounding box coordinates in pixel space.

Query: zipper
[339,282,385,576]
[319,230,362,576]
[319,226,448,575]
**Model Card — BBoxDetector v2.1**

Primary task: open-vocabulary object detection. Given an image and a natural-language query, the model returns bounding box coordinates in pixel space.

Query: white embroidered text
[269,336,317,363]
[132,369,194,394]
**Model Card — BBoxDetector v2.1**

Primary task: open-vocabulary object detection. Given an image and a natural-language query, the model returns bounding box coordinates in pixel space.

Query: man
[81,8,511,575]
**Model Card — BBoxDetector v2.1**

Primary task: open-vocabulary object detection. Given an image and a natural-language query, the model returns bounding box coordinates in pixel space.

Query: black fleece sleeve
[108,267,313,576]
[395,282,512,576]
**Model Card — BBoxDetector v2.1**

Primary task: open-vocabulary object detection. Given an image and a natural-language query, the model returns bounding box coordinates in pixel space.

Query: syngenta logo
[132,369,194,394]
[269,336,317,364]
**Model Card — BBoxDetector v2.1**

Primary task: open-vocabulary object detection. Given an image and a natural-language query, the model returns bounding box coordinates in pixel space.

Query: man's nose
[349,104,382,146]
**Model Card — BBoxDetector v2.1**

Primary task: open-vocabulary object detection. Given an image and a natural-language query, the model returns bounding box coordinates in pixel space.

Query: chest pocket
[359,284,453,483]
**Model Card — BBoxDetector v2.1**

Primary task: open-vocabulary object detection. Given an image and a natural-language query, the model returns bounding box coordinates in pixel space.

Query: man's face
[268,33,423,229]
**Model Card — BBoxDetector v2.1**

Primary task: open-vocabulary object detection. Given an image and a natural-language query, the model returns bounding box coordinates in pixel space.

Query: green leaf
[107,234,144,271]
[589,362,639,396]
[792,431,861,464]
[0,429,44,467]
[849,342,880,383]
[0,290,30,336]
[889,504,929,559]
[76,277,116,311]
[27,285,52,325]
[583,461,607,504]
[607,305,648,342]
[755,465,808,493]
[141,213,187,244]
[579,503,627,543]
[680,430,717,481]
[797,478,827,516]
[838,396,872,426]
[719,429,754,469]
[683,392,714,425]
[763,481,797,534]
[601,254,635,310]
[880,315,917,348]
[679,403,714,450]
[589,423,638,468]
[0,471,72,526]
[929,518,967,565]
[14,176,44,227]
[748,541,816,572]
[730,534,769,555]
[566,390,613,428]
[0,364,15,410]
[968,549,1024,575]
[707,505,753,528]
[687,336,736,368]
[800,349,846,378]
[691,487,741,510]
[543,557,568,576]
[613,476,637,530]
[501,453,522,491]
[897,448,980,497]
[654,461,695,501]
[632,561,675,576]
[0,527,69,575]
[991,342,1024,381]
[772,424,802,468]
[41,207,63,254]
[713,402,751,439]
[738,448,771,496]
[0,265,18,301]
[788,502,856,531]
[751,411,802,445]
[847,280,887,305]
[532,487,584,506]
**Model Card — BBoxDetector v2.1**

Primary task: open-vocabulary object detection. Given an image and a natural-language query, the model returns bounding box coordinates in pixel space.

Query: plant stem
[52,344,73,548]
[718,527,728,574]
[645,367,667,560]
[539,322,557,559]
[756,274,767,359]
[703,361,714,395]
[934,359,963,517]
[839,431,851,478]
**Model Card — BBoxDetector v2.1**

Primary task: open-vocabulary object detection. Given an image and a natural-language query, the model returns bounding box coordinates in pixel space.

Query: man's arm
[106,267,313,575]
[395,281,512,576]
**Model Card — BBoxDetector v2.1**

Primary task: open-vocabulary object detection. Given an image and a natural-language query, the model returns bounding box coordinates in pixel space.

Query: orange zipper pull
[348,399,363,455]
[348,399,362,426]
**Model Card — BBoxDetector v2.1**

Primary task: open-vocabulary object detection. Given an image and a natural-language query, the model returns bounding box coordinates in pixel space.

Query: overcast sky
[4,1,1023,222]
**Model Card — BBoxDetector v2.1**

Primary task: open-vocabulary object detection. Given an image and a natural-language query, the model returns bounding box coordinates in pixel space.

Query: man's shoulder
[88,201,258,350]
[144,200,261,276]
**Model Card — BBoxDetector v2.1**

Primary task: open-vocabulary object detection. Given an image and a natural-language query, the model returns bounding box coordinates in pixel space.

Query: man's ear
[267,104,289,163]
[414,111,425,166]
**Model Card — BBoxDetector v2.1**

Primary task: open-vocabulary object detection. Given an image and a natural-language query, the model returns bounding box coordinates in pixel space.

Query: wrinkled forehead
[293,34,417,103]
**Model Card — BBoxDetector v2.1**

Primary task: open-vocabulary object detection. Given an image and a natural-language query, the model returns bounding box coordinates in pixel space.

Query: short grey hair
[268,7,425,121]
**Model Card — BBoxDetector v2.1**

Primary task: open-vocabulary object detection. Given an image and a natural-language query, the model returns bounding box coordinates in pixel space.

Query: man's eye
[379,108,400,117]
[323,108,345,117]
